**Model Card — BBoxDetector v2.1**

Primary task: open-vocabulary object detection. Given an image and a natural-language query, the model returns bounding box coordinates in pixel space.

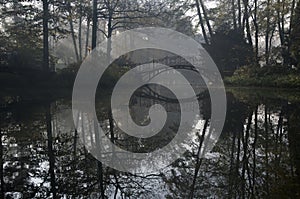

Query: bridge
[127,55,208,103]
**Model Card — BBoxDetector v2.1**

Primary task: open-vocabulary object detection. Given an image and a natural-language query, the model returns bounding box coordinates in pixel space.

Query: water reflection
[0,89,300,198]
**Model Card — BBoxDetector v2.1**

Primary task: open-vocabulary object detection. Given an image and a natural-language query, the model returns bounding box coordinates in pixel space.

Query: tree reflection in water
[0,88,300,198]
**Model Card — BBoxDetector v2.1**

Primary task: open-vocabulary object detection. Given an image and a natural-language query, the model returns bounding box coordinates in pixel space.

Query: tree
[0,1,44,69]
[95,0,168,59]
[205,27,253,75]
[242,0,253,47]
[290,1,300,68]
[253,0,259,64]
[0,128,4,199]
[45,103,57,197]
[195,0,209,44]
[92,0,98,50]
[43,0,50,71]
[199,0,213,38]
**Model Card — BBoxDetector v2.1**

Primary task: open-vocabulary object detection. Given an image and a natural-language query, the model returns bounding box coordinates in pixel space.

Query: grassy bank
[226,87,300,104]
[224,65,300,88]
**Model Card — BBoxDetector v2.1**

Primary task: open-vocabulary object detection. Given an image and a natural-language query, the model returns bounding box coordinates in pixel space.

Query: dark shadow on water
[0,88,300,198]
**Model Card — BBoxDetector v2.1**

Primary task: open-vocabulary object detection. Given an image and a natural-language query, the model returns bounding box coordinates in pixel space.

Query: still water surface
[0,88,300,198]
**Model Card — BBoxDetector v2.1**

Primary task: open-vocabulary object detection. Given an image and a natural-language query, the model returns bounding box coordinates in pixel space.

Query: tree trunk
[231,0,237,30]
[85,17,91,57]
[252,106,258,198]
[94,119,105,199]
[92,0,98,50]
[264,106,270,197]
[229,129,237,198]
[276,0,291,65]
[277,0,284,47]
[236,127,241,197]
[78,4,83,61]
[287,0,296,65]
[0,128,4,198]
[265,0,271,65]
[67,1,79,62]
[107,12,113,62]
[46,103,56,198]
[43,0,49,71]
[268,24,276,61]
[242,112,253,199]
[199,0,213,38]
[254,0,259,64]
[195,0,208,44]
[243,0,253,47]
[238,0,242,28]
[189,120,209,199]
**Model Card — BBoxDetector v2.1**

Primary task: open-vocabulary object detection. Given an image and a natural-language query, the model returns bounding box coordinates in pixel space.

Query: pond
[0,87,300,198]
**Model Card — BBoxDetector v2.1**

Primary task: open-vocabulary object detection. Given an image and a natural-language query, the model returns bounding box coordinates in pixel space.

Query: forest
[0,0,299,87]
[0,0,300,198]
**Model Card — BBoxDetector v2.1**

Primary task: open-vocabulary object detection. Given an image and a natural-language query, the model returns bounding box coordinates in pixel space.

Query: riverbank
[224,65,300,88]
[226,87,300,104]
[1,64,300,100]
